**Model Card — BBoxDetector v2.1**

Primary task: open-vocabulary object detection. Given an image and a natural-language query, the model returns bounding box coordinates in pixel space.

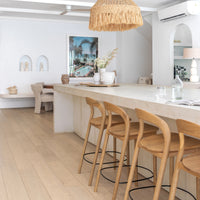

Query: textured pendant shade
[89,0,143,32]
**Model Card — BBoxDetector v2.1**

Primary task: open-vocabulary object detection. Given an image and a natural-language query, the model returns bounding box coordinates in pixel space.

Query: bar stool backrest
[177,119,200,139]
[135,108,171,152]
[86,97,106,119]
[104,101,130,135]
[176,119,200,156]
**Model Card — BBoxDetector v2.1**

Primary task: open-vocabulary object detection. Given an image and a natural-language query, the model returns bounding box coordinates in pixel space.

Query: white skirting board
[0,98,35,108]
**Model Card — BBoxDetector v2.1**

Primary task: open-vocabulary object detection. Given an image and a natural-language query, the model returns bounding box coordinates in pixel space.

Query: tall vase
[100,68,106,83]
[93,73,100,84]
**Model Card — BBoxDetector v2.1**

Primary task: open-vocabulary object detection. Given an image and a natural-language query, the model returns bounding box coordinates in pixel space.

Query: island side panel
[54,91,74,133]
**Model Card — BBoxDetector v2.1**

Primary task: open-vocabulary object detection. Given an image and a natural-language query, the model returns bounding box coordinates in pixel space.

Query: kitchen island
[54,83,200,199]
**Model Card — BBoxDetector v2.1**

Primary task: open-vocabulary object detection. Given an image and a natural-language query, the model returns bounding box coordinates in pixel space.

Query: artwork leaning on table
[68,36,98,77]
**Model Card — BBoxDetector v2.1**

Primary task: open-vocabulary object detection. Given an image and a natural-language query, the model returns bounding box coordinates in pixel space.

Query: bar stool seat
[140,133,200,156]
[91,115,124,128]
[109,122,158,139]
[182,154,200,176]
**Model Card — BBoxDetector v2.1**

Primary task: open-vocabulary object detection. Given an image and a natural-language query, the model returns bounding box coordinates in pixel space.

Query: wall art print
[68,36,98,77]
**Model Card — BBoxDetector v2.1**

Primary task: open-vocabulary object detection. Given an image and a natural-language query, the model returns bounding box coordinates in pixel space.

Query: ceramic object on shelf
[7,86,17,95]
[101,72,115,84]
[61,74,69,84]
[93,73,100,84]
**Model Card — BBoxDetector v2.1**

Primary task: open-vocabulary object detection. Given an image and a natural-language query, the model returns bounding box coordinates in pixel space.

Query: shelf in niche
[174,44,192,47]
[174,56,191,60]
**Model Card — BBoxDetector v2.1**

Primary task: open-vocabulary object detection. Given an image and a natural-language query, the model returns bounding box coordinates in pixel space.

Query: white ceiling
[0,0,187,21]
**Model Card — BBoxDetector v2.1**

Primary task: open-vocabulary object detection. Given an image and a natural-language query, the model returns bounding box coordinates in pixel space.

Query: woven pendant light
[89,0,143,32]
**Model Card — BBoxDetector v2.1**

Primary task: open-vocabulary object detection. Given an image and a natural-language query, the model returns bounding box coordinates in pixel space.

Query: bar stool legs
[78,121,92,174]
[124,135,141,200]
[78,97,125,187]
[127,141,130,176]
[153,156,157,186]
[95,133,129,200]
[169,157,174,184]
[113,138,117,169]
[94,134,110,192]
[112,138,129,200]
[197,178,200,200]
[134,140,138,187]
[88,124,105,186]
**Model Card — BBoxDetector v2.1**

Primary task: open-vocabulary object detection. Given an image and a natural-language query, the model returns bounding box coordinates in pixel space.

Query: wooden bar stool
[124,109,200,200]
[169,119,200,200]
[78,97,124,186]
[94,102,158,200]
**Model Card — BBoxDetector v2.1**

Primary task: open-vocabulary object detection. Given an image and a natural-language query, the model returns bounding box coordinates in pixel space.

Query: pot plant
[94,48,118,84]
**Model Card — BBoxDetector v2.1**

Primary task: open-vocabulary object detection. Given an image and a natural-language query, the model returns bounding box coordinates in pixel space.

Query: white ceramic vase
[93,73,100,84]
[101,72,115,84]
[100,68,106,83]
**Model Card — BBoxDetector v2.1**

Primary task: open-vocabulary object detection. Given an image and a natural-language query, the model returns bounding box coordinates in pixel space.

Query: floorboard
[0,108,177,200]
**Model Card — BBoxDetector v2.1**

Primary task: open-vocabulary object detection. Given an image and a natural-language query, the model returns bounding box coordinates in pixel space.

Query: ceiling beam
[0,7,90,17]
[12,0,157,12]
[13,0,94,7]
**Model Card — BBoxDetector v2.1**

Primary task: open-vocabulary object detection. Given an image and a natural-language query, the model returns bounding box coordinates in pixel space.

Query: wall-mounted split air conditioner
[158,1,200,22]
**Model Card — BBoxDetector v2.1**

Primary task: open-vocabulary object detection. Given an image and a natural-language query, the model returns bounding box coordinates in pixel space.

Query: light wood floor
[0,108,175,200]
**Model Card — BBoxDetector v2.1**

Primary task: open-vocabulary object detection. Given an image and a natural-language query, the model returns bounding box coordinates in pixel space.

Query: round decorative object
[61,74,69,84]
[93,73,100,83]
[89,0,143,32]
[101,72,115,84]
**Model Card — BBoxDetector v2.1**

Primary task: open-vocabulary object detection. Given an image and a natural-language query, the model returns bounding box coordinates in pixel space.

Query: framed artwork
[68,36,98,77]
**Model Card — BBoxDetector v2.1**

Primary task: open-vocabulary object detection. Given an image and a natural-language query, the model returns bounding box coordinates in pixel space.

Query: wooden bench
[0,93,34,99]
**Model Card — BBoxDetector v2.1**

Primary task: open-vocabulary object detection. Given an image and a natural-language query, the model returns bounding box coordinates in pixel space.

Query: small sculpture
[40,63,44,72]
[20,62,24,71]
[24,62,29,71]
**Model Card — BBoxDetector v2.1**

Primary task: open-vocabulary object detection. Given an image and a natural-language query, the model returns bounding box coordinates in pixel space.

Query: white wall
[0,17,152,108]
[152,14,200,85]
[0,18,117,94]
[117,20,152,83]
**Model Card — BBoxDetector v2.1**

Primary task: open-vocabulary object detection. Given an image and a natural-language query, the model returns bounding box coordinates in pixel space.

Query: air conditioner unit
[158,1,200,22]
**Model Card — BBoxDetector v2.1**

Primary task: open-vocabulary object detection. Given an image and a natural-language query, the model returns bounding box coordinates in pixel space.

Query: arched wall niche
[172,23,192,81]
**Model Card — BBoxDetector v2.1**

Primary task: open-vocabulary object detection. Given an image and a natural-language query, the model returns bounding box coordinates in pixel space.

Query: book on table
[167,99,200,106]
